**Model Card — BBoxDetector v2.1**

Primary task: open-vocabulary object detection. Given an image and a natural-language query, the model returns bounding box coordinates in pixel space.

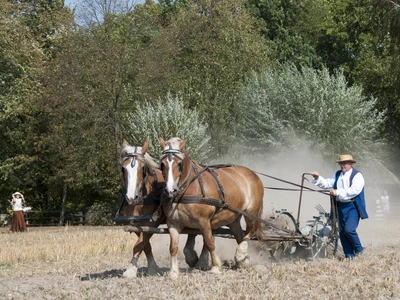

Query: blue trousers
[337,201,363,258]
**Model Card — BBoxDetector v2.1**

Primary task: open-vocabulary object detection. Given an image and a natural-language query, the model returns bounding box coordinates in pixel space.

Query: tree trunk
[58,183,67,226]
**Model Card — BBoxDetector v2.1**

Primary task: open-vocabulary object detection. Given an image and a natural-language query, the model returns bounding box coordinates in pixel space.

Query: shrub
[85,201,113,226]
[236,64,386,162]
[125,93,211,162]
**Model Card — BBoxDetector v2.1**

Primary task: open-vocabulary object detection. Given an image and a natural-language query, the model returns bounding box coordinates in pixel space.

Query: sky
[64,0,75,7]
[64,0,147,7]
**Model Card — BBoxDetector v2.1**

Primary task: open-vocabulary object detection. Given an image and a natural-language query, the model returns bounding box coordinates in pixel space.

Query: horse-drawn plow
[116,200,339,262]
[114,138,341,271]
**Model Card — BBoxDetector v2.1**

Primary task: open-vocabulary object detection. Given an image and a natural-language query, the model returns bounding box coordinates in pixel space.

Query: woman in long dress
[10,192,27,232]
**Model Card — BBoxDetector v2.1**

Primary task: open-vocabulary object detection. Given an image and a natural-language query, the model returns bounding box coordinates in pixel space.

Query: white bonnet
[12,192,25,201]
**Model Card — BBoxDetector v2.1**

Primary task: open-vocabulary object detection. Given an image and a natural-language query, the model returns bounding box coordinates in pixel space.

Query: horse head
[159,137,190,198]
[121,139,159,205]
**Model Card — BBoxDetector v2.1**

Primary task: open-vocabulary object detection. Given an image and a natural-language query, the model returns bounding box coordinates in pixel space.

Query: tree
[313,0,400,171]
[13,0,73,55]
[125,93,211,162]
[33,14,140,213]
[133,0,270,156]
[0,0,46,211]
[245,0,327,69]
[236,64,386,163]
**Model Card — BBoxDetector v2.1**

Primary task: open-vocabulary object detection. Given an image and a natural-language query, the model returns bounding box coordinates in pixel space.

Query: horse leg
[123,232,157,278]
[229,216,245,244]
[228,217,249,268]
[141,233,158,275]
[183,234,198,268]
[168,226,181,280]
[195,237,210,270]
[183,234,210,270]
[200,221,222,274]
[123,232,143,278]
[235,217,259,268]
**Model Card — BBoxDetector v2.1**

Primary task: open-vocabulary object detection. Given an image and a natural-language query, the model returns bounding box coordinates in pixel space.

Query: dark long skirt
[10,210,27,232]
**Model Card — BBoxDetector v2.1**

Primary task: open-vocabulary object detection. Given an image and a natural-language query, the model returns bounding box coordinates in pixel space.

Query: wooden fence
[24,210,87,226]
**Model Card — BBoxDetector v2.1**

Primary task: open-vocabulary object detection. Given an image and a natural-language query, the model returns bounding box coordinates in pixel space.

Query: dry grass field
[1,219,399,300]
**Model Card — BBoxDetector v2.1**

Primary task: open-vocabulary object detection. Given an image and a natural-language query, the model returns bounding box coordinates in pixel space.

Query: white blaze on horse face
[165,159,178,196]
[126,158,140,202]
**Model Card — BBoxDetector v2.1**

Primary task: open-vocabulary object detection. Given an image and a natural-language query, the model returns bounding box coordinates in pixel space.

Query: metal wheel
[267,210,298,261]
[307,203,340,259]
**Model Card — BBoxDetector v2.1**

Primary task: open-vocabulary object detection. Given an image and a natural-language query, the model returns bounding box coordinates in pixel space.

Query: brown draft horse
[159,137,264,278]
[121,140,209,278]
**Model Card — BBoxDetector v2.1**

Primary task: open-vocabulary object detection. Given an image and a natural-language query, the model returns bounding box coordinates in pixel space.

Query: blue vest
[333,168,368,219]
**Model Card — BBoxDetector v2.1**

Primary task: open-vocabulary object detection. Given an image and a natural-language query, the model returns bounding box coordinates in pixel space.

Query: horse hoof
[235,241,249,264]
[147,267,159,276]
[185,257,199,268]
[235,256,250,268]
[210,266,221,274]
[194,262,210,271]
[122,266,138,278]
[169,271,179,280]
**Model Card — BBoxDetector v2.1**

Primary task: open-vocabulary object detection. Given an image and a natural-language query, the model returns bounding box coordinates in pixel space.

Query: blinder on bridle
[162,148,184,173]
[121,147,146,177]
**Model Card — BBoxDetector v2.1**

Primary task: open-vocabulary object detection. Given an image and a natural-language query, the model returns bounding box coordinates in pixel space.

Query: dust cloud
[149,145,400,264]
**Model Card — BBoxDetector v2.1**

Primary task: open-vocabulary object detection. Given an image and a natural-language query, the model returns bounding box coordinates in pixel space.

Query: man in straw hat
[311,154,368,260]
[10,192,27,232]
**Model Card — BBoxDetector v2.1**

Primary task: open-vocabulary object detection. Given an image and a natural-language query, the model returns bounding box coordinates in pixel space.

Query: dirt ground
[1,219,400,300]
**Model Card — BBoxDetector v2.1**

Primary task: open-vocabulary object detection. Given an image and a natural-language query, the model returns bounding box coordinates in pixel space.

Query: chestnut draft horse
[159,137,264,278]
[121,140,209,278]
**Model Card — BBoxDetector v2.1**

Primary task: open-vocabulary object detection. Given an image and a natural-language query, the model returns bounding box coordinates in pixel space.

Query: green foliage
[14,0,73,56]
[132,0,269,155]
[0,1,47,209]
[310,0,400,168]
[125,94,211,162]
[237,64,386,162]
[245,0,327,69]
[85,201,114,226]
[1,0,400,218]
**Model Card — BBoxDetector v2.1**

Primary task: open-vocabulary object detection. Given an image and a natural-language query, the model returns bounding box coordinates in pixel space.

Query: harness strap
[192,164,205,197]
[170,163,227,213]
[203,163,235,169]
[207,167,226,202]
[173,195,226,207]
[134,195,160,206]
[150,172,166,222]
[172,195,298,235]
[176,161,195,193]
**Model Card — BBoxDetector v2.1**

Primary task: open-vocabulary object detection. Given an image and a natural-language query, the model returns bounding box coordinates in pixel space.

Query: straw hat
[336,154,356,163]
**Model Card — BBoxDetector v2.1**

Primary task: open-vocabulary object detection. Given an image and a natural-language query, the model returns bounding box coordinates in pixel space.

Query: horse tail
[255,214,266,242]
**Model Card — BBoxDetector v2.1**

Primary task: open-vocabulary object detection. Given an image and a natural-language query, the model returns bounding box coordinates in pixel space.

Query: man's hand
[311,171,319,180]
[330,189,337,196]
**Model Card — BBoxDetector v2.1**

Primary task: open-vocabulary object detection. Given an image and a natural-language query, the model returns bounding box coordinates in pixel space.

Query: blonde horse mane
[162,137,183,150]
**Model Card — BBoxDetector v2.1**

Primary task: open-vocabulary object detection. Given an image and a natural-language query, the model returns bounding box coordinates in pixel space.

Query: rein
[252,170,330,196]
[264,186,330,194]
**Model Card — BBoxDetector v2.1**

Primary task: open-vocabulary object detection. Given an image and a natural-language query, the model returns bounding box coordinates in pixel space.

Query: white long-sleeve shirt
[12,197,24,211]
[312,168,365,202]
